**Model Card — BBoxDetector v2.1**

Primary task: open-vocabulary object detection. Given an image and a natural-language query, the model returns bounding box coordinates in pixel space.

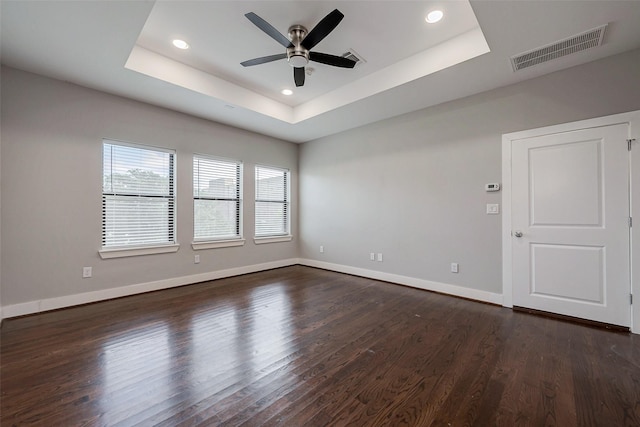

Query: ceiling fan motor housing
[287,25,309,67]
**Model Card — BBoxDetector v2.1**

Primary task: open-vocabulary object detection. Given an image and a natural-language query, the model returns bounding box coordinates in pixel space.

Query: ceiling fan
[240,9,356,87]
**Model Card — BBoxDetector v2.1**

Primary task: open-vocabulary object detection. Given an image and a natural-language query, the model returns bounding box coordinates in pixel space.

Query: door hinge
[629,138,637,151]
[629,217,633,227]
[631,294,633,305]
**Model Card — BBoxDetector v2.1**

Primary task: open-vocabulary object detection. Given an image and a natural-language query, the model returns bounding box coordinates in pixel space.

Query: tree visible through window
[102,141,175,248]
[255,165,290,237]
[193,155,242,241]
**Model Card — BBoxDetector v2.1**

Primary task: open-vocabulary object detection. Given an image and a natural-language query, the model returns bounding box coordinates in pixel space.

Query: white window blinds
[255,165,290,237]
[193,155,242,241]
[102,141,175,248]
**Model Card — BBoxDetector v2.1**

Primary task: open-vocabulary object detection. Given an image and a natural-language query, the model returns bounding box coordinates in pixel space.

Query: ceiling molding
[126,27,489,125]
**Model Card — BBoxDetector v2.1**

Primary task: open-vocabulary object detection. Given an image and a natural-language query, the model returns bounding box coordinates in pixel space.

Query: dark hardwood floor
[1,265,639,426]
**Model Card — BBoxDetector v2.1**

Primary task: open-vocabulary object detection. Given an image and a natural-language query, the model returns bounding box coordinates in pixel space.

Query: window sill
[192,239,245,250]
[99,244,180,259]
[254,235,293,245]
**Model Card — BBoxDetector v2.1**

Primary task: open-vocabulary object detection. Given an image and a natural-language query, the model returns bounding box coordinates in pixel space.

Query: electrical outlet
[486,204,500,214]
[194,254,200,264]
[370,252,375,261]
[377,253,383,262]
[82,267,92,278]
[451,263,459,273]
[320,245,324,253]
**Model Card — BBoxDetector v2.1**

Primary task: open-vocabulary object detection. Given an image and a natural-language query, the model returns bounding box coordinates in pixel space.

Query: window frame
[99,139,179,259]
[254,164,292,244]
[192,154,245,250]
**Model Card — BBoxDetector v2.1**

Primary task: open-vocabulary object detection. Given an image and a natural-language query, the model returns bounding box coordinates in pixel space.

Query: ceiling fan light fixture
[172,39,189,49]
[425,10,444,24]
[288,53,309,67]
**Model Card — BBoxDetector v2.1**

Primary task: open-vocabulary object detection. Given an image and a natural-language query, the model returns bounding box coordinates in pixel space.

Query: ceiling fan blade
[241,53,287,67]
[301,9,344,50]
[294,67,305,87]
[245,12,293,48]
[310,52,356,68]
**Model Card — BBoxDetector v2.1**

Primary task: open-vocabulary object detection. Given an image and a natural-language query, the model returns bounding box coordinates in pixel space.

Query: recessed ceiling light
[425,10,444,24]
[281,89,293,96]
[172,39,189,49]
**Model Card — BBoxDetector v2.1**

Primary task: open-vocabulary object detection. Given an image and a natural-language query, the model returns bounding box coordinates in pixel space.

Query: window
[255,165,290,239]
[101,141,176,254]
[193,155,242,243]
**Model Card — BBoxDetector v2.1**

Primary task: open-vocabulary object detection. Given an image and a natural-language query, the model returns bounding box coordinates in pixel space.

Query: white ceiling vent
[510,24,607,71]
[342,49,366,66]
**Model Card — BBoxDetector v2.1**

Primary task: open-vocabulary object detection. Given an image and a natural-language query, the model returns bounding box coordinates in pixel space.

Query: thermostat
[485,183,501,192]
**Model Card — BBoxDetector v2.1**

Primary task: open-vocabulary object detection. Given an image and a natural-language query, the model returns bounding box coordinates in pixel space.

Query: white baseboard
[299,259,503,305]
[1,258,300,319]
[5,258,632,334]
[1,258,502,320]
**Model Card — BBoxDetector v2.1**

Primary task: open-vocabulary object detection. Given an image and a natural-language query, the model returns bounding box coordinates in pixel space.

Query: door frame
[502,110,640,334]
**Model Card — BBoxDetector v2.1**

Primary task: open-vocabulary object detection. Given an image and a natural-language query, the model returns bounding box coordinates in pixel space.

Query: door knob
[514,230,523,238]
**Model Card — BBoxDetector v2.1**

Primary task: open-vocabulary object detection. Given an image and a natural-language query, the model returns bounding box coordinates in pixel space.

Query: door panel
[512,123,630,326]
[530,244,603,303]
[529,139,602,226]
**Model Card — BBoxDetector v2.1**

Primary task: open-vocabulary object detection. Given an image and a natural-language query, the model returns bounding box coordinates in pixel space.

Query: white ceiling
[2,1,640,143]
[134,1,482,106]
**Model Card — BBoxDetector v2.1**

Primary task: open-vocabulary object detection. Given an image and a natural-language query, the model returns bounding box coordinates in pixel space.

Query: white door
[511,123,630,327]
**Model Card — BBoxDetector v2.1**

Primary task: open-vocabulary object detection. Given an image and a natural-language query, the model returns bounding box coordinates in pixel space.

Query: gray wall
[3,48,640,310]
[0,66,3,316]
[1,67,298,306]
[299,48,640,294]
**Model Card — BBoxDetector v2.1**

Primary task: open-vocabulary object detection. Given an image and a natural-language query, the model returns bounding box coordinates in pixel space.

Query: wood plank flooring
[1,265,639,426]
